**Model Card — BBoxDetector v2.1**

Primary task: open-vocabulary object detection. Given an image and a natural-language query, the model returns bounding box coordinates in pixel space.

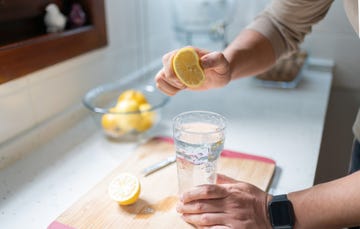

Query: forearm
[288,171,360,228]
[223,29,276,80]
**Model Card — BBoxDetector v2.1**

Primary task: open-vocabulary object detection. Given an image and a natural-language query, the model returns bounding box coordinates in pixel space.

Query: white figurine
[44,3,67,33]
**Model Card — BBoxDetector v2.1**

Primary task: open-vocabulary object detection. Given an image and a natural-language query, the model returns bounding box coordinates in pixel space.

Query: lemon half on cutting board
[108,173,141,205]
[172,47,205,88]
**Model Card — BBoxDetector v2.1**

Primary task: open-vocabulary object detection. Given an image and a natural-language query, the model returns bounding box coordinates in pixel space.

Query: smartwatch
[268,194,295,229]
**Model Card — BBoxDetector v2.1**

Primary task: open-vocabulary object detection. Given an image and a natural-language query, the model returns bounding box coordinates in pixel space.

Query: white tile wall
[0,77,36,144]
[310,0,356,35]
[146,0,177,62]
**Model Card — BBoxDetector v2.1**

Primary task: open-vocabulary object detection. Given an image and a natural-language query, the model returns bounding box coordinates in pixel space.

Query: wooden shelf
[0,0,107,84]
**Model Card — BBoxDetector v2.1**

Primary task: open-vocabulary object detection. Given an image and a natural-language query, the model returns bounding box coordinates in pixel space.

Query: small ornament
[44,3,67,33]
[69,3,87,28]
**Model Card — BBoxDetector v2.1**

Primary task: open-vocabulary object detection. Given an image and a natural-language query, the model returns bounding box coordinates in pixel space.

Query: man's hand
[155,47,231,96]
[176,174,272,229]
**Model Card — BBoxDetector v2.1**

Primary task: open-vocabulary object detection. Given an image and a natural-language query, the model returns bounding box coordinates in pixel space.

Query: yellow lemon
[135,103,156,132]
[113,99,139,113]
[108,173,141,205]
[117,89,148,105]
[100,89,156,135]
[101,113,118,130]
[172,47,205,88]
[101,113,124,137]
[112,100,142,132]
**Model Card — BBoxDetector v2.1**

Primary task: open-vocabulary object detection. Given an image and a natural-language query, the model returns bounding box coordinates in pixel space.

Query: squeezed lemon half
[108,173,141,205]
[172,47,205,88]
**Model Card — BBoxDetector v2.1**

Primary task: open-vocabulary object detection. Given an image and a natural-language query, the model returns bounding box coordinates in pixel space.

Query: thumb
[201,51,229,75]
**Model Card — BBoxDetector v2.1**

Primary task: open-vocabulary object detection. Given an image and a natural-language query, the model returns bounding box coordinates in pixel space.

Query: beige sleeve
[247,0,334,59]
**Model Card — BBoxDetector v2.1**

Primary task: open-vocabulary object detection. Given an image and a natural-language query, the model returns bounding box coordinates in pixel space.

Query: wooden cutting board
[48,137,275,229]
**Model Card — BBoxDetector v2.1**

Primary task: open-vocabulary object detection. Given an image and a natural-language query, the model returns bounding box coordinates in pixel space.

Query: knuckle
[236,182,249,190]
[155,69,166,80]
[199,214,209,225]
[202,185,215,196]
[213,51,224,61]
[194,202,203,211]
[202,186,211,196]
[155,73,162,82]
[213,51,222,58]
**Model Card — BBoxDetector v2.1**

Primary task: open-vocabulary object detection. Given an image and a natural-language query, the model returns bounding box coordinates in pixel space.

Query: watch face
[270,201,294,226]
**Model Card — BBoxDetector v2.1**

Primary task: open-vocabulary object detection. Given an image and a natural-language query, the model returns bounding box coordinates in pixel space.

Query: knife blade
[142,155,176,177]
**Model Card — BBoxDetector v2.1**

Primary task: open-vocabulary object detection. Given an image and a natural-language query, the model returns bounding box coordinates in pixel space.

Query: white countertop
[0,60,332,229]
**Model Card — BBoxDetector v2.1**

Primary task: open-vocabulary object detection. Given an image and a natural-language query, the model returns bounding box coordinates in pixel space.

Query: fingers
[181,185,228,204]
[155,50,186,95]
[201,52,229,75]
[155,69,185,96]
[155,46,230,94]
[176,199,225,214]
[192,46,211,57]
[162,50,185,88]
[182,213,228,227]
[216,174,239,184]
[199,226,229,229]
[162,51,175,78]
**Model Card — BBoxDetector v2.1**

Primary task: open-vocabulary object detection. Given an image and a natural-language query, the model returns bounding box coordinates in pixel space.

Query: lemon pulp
[172,47,205,88]
[108,173,141,205]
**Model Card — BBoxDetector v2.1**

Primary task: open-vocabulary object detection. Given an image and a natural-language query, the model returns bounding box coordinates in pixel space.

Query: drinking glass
[173,111,226,194]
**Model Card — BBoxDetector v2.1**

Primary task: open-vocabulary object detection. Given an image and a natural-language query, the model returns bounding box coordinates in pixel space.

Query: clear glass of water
[173,111,226,194]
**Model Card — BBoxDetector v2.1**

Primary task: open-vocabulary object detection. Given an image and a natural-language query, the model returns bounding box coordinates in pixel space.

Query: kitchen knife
[142,155,176,177]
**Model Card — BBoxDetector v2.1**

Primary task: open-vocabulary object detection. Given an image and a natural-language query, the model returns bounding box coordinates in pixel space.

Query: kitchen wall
[0,0,176,168]
[1,0,359,182]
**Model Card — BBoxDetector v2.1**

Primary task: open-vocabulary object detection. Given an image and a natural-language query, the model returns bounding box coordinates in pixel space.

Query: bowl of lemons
[83,79,169,141]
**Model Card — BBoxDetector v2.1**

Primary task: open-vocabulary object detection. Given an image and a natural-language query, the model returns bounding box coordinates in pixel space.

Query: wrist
[265,194,273,229]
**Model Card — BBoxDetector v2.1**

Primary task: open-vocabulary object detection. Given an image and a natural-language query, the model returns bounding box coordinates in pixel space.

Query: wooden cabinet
[0,0,107,84]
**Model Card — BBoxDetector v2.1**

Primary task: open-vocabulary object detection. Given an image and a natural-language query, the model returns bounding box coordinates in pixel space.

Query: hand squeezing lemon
[172,47,205,88]
[101,90,155,137]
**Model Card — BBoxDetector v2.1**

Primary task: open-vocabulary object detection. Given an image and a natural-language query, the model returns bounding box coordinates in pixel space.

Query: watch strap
[272,194,289,202]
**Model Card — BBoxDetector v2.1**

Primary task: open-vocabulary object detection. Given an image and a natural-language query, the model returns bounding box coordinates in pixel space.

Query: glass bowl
[83,80,170,141]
